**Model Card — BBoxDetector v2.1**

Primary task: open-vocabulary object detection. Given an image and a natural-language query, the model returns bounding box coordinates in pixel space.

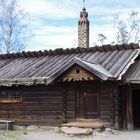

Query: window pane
[0,89,22,103]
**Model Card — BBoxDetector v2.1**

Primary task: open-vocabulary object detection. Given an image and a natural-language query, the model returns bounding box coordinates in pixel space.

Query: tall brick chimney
[78,7,89,48]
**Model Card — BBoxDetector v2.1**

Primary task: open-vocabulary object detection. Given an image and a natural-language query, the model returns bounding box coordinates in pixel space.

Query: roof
[0,43,139,86]
[123,60,140,83]
[47,57,114,84]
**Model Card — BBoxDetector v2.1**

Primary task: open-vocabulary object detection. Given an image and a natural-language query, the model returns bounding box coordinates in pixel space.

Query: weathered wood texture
[0,44,138,86]
[120,85,135,130]
[0,82,121,128]
[66,87,76,122]
[123,60,140,83]
[0,85,64,126]
[65,82,121,129]
[123,85,134,130]
[62,65,95,81]
[119,85,127,129]
[99,83,120,129]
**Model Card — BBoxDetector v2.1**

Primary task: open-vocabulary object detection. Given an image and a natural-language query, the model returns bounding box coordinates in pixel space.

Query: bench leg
[6,122,13,130]
[6,122,9,130]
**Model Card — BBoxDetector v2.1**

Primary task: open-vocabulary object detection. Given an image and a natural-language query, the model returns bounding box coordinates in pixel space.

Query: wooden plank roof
[47,57,114,84]
[0,43,139,86]
[123,60,140,83]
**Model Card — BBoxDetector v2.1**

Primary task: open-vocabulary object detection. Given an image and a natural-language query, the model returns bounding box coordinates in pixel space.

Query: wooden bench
[0,120,15,130]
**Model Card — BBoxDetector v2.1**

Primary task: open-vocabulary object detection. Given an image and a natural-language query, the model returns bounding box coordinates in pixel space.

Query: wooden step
[62,119,104,128]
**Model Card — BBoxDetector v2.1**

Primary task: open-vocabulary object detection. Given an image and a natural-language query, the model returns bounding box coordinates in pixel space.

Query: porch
[62,119,109,129]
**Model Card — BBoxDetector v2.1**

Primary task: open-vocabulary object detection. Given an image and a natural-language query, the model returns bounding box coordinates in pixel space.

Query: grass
[0,130,27,140]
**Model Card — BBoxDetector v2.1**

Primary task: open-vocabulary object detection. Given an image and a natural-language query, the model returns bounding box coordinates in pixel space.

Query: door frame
[76,85,99,119]
[122,85,140,130]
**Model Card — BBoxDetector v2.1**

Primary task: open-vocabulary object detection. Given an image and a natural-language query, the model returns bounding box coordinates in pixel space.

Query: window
[0,88,22,103]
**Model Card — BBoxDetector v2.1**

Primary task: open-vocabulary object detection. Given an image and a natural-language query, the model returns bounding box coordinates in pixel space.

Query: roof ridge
[76,57,97,64]
[0,43,138,59]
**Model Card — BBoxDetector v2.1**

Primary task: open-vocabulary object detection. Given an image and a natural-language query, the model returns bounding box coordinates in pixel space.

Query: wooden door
[78,87,98,119]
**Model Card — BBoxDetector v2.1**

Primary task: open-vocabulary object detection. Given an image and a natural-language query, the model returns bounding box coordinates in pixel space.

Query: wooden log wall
[0,82,121,129]
[66,87,76,122]
[99,83,121,129]
[64,82,121,129]
[120,85,134,130]
[112,85,121,129]
[0,85,64,126]
[99,85,114,126]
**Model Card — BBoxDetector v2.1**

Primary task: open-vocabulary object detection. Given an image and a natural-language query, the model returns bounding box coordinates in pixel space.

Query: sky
[18,0,140,51]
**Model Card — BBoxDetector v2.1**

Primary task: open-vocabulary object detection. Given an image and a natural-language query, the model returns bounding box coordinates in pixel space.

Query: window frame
[0,87,22,103]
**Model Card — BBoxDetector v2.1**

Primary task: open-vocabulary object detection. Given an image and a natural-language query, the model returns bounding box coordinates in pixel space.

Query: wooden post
[114,88,119,129]
[126,86,134,130]
[121,87,127,130]
[63,88,67,123]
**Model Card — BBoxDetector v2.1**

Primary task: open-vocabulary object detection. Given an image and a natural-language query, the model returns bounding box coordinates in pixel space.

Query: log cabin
[0,8,140,130]
[0,43,139,130]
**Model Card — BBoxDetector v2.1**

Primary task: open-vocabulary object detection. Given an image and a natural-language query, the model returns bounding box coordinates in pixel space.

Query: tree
[0,0,31,53]
[97,33,107,45]
[114,11,140,44]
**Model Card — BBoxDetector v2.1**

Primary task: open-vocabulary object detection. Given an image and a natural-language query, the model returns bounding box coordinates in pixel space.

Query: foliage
[0,0,31,53]
[114,11,140,44]
[97,33,107,45]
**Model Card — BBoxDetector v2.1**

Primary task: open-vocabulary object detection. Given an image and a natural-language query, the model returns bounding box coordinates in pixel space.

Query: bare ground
[0,128,140,140]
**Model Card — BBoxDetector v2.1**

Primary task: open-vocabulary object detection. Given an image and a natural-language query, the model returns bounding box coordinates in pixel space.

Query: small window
[0,88,22,103]
[76,69,80,73]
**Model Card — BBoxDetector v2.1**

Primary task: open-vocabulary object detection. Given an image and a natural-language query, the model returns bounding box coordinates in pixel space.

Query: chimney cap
[80,7,88,18]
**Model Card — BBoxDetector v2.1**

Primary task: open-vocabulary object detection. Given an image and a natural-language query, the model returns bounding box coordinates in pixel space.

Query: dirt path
[0,129,140,140]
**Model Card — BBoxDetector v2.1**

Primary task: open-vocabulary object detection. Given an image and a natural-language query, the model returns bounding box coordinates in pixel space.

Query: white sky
[18,0,140,51]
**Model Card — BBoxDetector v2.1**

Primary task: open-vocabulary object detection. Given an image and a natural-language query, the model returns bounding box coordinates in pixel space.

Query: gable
[47,57,114,84]
[62,65,95,82]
